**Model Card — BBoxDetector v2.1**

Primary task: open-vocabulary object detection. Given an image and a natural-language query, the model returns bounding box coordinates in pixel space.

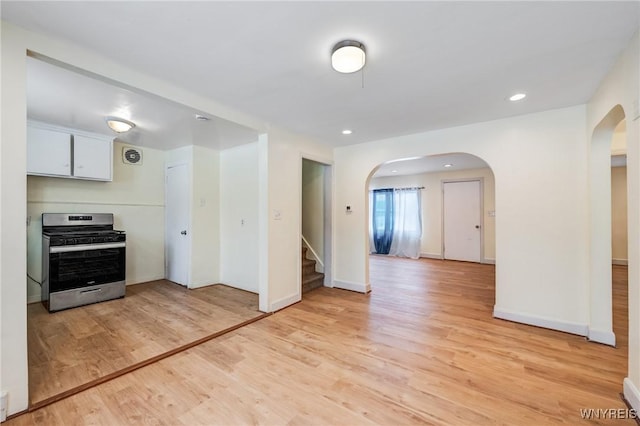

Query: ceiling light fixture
[391,170,398,173]
[195,114,210,121]
[106,116,135,133]
[444,164,453,168]
[331,40,366,73]
[342,129,353,135]
[509,93,527,102]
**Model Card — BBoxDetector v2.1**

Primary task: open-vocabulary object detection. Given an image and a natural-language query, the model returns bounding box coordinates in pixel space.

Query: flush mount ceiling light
[509,93,527,102]
[342,129,353,135]
[444,164,453,168]
[331,40,366,73]
[106,116,135,133]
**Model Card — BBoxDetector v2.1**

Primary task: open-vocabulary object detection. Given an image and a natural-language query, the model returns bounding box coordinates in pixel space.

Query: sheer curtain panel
[389,189,422,259]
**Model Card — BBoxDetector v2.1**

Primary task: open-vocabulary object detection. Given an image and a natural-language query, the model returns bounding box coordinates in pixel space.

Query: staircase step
[302,272,324,294]
[302,258,316,275]
[301,244,322,294]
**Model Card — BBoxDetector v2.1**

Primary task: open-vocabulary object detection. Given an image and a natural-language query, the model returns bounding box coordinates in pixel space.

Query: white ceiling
[374,153,489,177]
[3,1,639,148]
[26,56,260,151]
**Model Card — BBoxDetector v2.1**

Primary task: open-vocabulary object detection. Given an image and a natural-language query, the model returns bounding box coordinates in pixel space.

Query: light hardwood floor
[10,258,631,425]
[27,281,263,406]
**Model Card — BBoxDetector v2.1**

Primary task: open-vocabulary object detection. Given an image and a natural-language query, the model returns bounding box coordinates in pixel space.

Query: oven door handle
[50,242,126,253]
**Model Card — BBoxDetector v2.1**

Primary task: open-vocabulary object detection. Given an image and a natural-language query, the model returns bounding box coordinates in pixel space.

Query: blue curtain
[372,189,394,254]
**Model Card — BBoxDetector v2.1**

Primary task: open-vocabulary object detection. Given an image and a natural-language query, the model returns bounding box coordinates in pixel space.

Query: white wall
[586,31,639,409]
[302,159,325,267]
[612,166,628,263]
[26,141,166,302]
[264,130,333,311]
[370,167,496,262]
[334,105,590,333]
[612,120,627,154]
[220,142,260,292]
[1,20,30,417]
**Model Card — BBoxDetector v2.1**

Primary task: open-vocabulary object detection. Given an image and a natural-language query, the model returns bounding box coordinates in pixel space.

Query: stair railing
[301,235,324,273]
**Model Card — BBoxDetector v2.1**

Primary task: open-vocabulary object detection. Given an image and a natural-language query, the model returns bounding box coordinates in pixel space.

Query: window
[370,188,422,258]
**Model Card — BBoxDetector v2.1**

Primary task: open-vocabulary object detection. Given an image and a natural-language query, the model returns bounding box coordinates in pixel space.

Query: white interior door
[166,163,190,286]
[443,180,482,262]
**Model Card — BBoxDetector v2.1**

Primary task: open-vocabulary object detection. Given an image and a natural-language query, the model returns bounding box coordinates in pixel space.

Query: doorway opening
[366,153,495,263]
[301,157,332,296]
[588,105,628,348]
[610,119,628,349]
[366,152,496,306]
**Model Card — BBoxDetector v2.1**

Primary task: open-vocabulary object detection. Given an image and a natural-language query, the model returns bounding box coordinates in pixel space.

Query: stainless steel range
[41,213,126,312]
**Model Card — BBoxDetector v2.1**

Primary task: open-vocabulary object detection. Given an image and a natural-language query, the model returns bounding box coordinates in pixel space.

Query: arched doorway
[364,153,496,305]
[589,104,626,346]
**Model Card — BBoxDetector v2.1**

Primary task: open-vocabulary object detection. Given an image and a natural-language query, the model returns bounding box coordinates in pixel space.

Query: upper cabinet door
[73,134,113,181]
[27,126,71,177]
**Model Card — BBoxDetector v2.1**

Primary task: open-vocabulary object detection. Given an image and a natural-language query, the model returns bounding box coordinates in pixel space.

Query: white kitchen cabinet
[27,121,113,181]
[27,126,71,177]
[73,134,112,180]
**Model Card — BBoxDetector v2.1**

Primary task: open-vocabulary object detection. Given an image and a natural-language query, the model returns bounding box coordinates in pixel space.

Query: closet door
[443,180,482,262]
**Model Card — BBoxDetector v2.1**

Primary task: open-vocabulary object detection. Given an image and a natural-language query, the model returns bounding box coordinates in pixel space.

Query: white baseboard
[333,280,371,293]
[587,328,616,346]
[624,378,640,412]
[493,306,588,336]
[482,258,496,265]
[269,292,301,312]
[613,258,628,266]
[420,252,443,260]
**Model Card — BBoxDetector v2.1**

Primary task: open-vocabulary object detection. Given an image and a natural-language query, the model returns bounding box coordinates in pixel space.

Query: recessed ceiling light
[391,170,398,173]
[342,129,353,135]
[195,114,211,121]
[509,93,527,102]
[444,164,453,168]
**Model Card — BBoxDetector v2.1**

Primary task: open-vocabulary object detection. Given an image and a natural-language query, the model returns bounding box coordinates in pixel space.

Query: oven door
[48,242,126,293]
